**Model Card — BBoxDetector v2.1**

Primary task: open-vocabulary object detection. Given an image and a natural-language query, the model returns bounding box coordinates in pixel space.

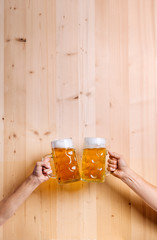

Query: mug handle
[42,153,56,179]
[105,150,110,176]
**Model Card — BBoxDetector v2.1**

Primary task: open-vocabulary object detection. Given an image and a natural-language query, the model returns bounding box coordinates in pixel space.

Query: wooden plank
[25,0,56,240]
[0,0,4,239]
[128,0,157,239]
[3,0,26,239]
[95,0,131,239]
[78,0,96,239]
[55,1,82,239]
[56,0,95,239]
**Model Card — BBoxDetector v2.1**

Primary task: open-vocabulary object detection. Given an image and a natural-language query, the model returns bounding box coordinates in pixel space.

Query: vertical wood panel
[78,1,96,239]
[95,1,131,239]
[0,0,4,239]
[128,0,157,239]
[4,1,26,239]
[55,1,82,239]
[25,0,56,240]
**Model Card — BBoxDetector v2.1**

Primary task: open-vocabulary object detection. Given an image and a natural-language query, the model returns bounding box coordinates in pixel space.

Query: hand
[107,151,128,179]
[32,158,52,184]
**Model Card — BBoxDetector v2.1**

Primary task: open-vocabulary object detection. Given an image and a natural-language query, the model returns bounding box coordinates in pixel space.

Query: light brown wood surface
[0,0,157,239]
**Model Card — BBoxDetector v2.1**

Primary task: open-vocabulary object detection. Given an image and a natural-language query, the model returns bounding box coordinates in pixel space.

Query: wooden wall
[0,0,157,239]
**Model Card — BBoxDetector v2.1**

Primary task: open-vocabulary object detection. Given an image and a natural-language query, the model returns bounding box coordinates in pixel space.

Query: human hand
[107,151,129,179]
[32,158,52,184]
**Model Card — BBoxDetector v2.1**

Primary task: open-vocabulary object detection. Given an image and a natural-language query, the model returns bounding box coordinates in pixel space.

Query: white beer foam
[84,137,106,148]
[51,138,73,149]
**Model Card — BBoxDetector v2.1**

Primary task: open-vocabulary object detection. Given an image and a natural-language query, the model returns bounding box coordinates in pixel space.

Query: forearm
[0,174,40,225]
[121,168,157,211]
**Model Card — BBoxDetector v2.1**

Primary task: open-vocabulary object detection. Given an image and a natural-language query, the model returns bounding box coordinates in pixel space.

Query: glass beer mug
[43,138,80,184]
[81,137,110,183]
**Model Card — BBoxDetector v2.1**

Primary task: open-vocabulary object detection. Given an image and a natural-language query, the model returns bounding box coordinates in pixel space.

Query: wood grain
[95,1,131,239]
[0,0,157,239]
[3,0,27,239]
[55,1,82,239]
[129,1,157,239]
[25,1,57,240]
[78,1,96,239]
[0,0,4,239]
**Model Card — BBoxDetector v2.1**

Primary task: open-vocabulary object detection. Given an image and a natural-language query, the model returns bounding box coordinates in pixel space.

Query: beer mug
[81,137,110,183]
[43,138,80,184]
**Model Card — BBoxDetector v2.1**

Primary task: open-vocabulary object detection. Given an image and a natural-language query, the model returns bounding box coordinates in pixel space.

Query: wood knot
[66,52,77,56]
[86,92,91,97]
[16,38,26,43]
[13,133,17,138]
[73,96,79,100]
[44,131,51,136]
[33,131,39,135]
[34,216,36,222]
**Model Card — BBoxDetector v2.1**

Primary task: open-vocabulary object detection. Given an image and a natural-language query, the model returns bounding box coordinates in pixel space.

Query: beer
[81,138,109,183]
[52,147,80,184]
[48,138,81,184]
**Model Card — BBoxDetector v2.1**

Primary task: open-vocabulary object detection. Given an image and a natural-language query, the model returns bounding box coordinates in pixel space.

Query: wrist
[120,167,134,182]
[119,167,132,180]
[27,174,41,187]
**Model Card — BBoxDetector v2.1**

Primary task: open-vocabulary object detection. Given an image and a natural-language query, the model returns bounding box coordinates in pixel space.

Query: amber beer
[81,137,109,183]
[50,138,80,184]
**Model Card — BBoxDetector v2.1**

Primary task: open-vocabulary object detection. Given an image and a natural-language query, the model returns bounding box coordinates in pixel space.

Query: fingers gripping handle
[105,151,110,176]
[42,154,56,179]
